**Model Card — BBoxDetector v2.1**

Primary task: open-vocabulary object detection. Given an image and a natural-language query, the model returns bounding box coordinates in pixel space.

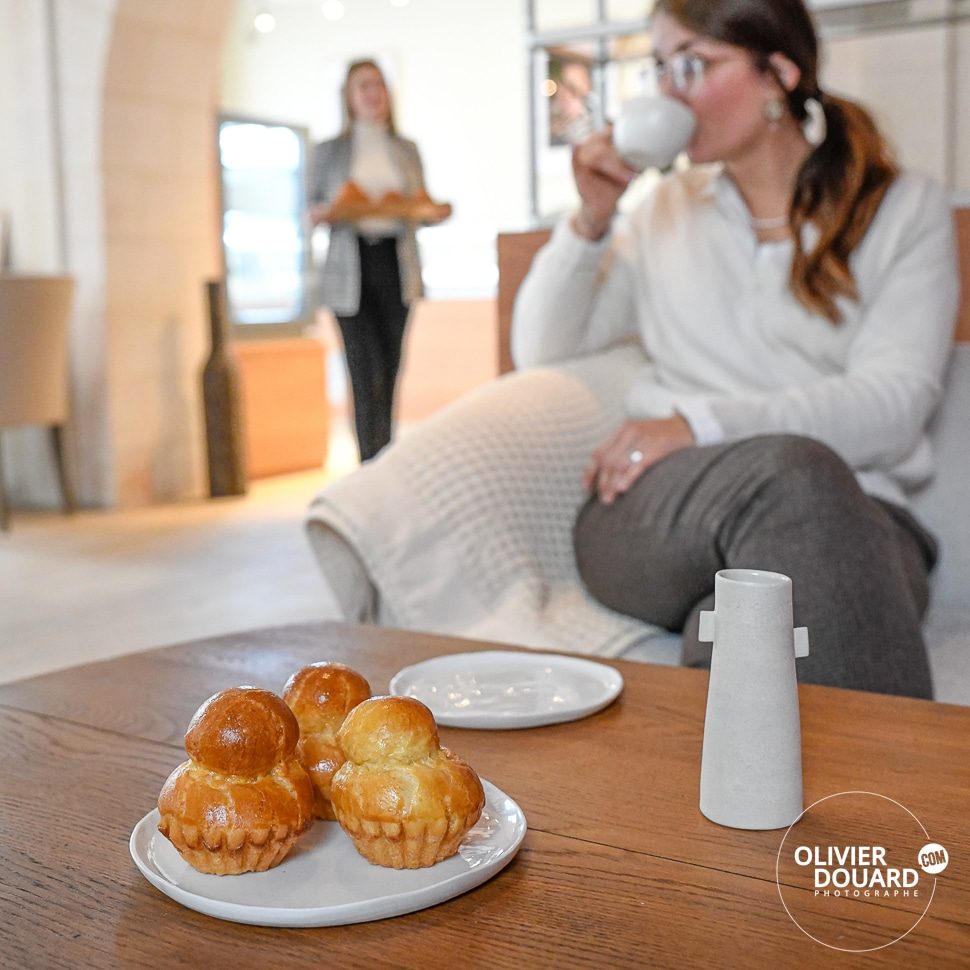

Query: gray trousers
[573,435,937,699]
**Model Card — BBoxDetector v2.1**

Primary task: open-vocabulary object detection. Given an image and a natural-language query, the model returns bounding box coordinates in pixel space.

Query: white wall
[0,0,62,272]
[824,23,970,192]
[0,0,118,508]
[220,0,531,296]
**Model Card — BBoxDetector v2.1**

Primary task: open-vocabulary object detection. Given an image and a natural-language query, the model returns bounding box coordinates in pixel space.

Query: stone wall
[0,0,232,509]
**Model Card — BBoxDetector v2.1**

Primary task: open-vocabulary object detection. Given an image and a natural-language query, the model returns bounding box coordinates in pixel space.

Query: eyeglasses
[653,50,746,97]
[654,52,707,96]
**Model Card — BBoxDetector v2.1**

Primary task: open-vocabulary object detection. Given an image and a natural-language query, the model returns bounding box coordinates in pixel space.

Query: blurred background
[1,0,968,682]
[1,0,968,513]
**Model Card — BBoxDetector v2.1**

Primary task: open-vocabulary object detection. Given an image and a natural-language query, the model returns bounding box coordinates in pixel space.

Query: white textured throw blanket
[306,345,669,657]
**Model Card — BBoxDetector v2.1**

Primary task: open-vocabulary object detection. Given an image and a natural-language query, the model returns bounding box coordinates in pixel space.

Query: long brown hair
[653,0,897,323]
[341,59,397,135]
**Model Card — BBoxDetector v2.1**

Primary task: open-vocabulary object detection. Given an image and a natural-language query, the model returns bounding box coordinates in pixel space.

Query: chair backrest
[0,274,75,428]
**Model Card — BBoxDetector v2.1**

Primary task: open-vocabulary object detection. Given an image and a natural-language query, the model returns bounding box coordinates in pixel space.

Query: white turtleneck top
[350,120,405,239]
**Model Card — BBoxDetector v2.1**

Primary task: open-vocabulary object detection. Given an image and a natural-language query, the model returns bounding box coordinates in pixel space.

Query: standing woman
[513,0,959,697]
[310,59,427,462]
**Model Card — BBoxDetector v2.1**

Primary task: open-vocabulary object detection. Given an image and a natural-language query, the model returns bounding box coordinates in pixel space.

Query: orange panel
[496,229,552,374]
[955,209,970,344]
[233,338,329,479]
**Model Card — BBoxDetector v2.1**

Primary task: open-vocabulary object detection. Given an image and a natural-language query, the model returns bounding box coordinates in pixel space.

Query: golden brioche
[377,189,410,219]
[323,180,451,224]
[407,189,452,224]
[335,180,370,205]
[282,662,371,819]
[323,180,377,221]
[157,686,314,875]
[331,695,485,869]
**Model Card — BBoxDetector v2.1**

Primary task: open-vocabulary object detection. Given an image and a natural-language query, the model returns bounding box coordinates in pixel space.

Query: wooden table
[1,622,968,968]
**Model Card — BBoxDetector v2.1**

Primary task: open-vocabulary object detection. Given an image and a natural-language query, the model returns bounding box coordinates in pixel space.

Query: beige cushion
[0,275,75,427]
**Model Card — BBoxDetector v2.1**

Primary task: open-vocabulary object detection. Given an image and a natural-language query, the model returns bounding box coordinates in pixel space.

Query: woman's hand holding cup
[571,128,638,241]
[571,97,697,241]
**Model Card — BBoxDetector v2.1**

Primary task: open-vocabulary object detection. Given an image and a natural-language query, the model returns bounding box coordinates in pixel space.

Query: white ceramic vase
[698,569,810,830]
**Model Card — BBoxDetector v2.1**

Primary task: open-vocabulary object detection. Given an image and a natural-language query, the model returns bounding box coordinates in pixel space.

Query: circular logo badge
[775,791,944,952]
[918,843,949,875]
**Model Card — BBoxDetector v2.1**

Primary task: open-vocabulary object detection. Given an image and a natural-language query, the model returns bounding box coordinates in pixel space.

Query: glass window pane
[606,0,650,24]
[532,46,581,219]
[608,31,652,62]
[218,119,309,327]
[604,32,656,119]
[543,43,601,145]
[533,0,599,33]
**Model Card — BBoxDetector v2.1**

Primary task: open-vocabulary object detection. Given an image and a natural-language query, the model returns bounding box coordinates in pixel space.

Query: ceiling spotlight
[253,11,276,33]
[321,0,345,20]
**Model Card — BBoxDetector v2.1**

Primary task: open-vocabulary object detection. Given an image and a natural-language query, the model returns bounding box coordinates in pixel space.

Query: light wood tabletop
[1,621,967,969]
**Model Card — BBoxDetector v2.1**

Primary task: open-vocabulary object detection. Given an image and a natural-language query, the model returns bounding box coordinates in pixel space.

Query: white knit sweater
[512,166,959,506]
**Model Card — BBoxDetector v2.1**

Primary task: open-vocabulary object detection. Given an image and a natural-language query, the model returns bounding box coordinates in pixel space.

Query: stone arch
[96,0,235,505]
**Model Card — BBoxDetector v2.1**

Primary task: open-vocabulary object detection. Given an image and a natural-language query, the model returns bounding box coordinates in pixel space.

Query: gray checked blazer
[309,132,425,316]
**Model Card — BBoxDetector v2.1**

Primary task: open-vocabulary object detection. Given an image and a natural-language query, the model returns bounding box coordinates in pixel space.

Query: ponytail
[788,93,897,323]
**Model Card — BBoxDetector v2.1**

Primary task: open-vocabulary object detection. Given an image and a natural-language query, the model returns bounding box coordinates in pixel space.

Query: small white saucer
[389,650,624,729]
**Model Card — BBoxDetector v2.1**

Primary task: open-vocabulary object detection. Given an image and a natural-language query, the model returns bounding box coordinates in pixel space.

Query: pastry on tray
[331,695,485,869]
[406,188,453,224]
[156,686,314,875]
[320,180,452,224]
[374,189,410,220]
[282,662,372,820]
[320,180,377,222]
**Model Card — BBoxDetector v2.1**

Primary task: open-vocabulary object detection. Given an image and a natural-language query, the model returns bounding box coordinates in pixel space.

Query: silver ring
[629,449,644,465]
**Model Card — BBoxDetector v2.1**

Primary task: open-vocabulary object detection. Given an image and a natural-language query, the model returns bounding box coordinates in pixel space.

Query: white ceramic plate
[389,650,624,729]
[129,780,525,927]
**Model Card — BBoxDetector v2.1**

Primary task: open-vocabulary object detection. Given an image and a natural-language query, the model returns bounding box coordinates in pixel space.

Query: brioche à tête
[156,686,314,875]
[320,180,452,224]
[282,662,371,819]
[331,695,485,868]
[321,180,375,222]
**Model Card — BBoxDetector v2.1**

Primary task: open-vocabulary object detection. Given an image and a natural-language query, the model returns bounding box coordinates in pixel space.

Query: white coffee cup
[612,95,697,171]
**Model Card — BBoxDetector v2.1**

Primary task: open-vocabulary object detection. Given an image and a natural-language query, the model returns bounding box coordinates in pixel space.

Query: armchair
[0,274,76,530]
[306,211,970,703]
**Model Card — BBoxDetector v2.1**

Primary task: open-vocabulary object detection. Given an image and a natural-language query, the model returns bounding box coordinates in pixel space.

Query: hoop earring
[764,98,785,125]
[802,97,827,147]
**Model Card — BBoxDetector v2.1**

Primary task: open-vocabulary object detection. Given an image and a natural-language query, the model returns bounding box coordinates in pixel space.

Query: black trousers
[573,435,938,699]
[336,237,411,462]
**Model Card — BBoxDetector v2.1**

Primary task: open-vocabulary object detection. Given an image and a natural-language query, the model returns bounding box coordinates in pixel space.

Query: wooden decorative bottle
[202,279,247,497]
